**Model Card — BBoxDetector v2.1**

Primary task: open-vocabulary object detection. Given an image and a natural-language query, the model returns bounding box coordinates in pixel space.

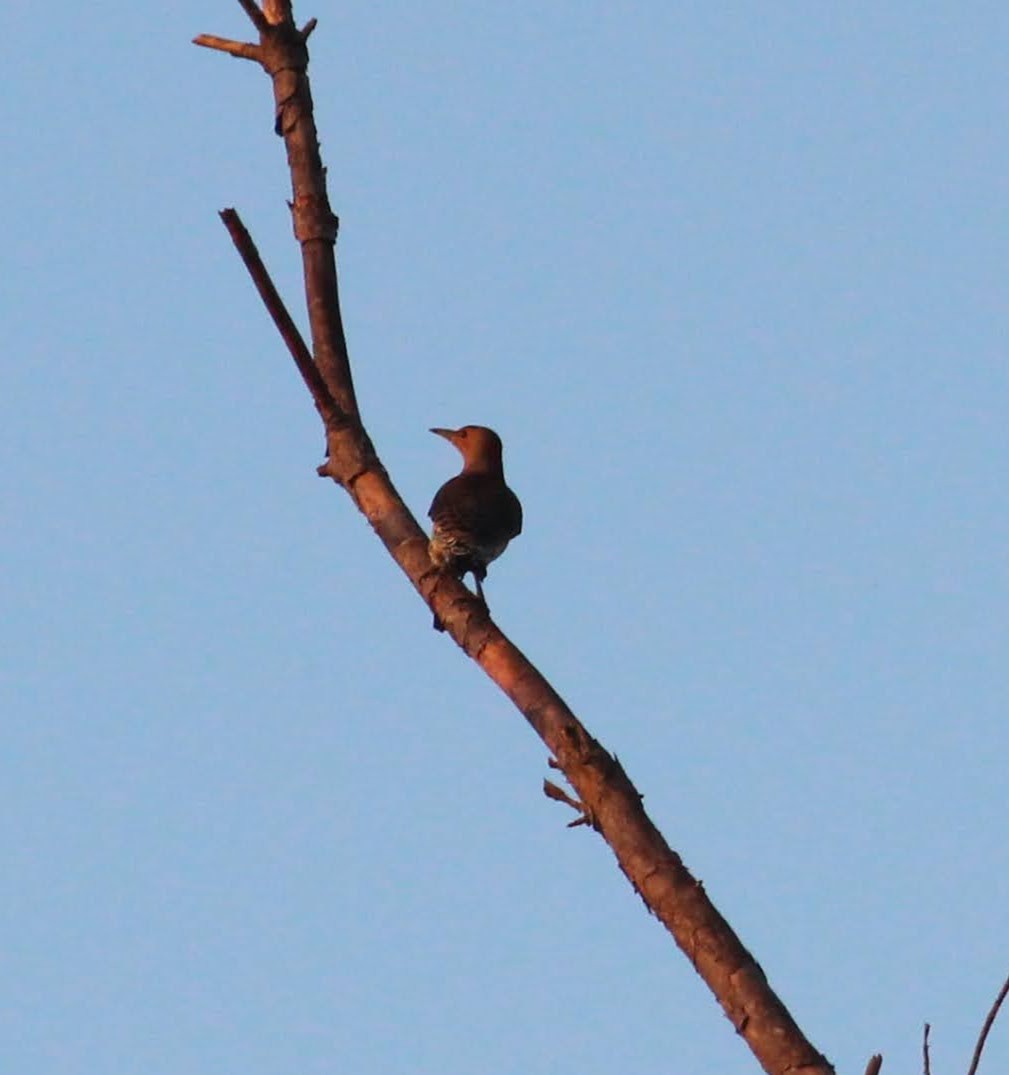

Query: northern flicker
[428,425,522,630]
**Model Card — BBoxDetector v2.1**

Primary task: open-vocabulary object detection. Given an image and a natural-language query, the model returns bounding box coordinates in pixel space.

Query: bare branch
[218,208,345,430]
[923,1023,931,1075]
[192,33,260,61]
[966,971,1009,1075]
[864,1054,883,1075]
[236,0,270,34]
[196,9,838,1074]
[543,779,579,810]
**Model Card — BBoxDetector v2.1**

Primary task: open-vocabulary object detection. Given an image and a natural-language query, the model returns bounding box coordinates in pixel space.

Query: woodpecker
[428,425,522,630]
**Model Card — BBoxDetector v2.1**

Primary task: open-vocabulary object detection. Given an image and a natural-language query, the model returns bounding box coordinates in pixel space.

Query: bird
[427,425,523,631]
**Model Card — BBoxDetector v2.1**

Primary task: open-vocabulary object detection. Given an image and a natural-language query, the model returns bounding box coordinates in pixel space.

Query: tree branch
[196,9,837,1074]
[192,33,261,61]
[236,0,270,34]
[966,972,1009,1075]
[218,208,345,430]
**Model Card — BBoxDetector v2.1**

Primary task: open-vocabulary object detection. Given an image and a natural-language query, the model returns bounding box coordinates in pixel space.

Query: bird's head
[430,425,505,475]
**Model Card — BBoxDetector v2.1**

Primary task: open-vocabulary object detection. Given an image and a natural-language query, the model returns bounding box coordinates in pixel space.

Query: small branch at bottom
[967,971,1009,1075]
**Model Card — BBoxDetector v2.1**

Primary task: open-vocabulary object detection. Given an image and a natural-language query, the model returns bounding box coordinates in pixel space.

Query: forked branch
[196,3,837,1073]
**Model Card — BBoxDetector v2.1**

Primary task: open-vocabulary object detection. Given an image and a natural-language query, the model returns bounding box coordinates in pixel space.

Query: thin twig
[543,779,580,811]
[923,1023,931,1075]
[966,971,1009,1075]
[192,33,260,61]
[218,209,345,428]
[543,779,593,827]
[236,0,270,34]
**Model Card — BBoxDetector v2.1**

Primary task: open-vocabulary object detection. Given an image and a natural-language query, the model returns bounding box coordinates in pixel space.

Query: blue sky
[3,4,1008,1073]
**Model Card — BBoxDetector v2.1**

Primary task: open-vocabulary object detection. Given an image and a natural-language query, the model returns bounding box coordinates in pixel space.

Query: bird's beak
[430,427,456,441]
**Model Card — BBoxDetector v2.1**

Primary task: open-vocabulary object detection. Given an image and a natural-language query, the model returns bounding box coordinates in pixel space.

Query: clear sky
[4,4,1008,1074]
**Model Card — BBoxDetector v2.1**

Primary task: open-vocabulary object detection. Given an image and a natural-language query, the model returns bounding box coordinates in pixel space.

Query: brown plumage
[428,425,522,630]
